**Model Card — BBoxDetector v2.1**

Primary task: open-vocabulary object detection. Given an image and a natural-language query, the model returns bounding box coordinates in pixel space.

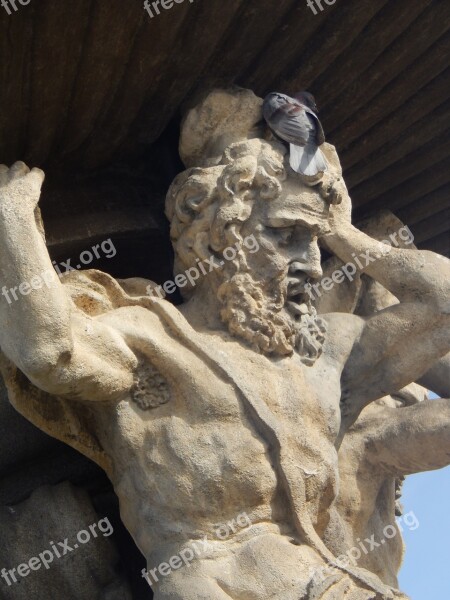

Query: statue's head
[166,136,332,363]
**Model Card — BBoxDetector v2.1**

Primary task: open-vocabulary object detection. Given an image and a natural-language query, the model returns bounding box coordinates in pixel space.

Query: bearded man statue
[0,88,448,600]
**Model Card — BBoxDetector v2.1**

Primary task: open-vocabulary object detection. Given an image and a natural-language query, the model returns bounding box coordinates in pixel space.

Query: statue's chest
[101,332,340,529]
[117,332,339,446]
[205,340,339,437]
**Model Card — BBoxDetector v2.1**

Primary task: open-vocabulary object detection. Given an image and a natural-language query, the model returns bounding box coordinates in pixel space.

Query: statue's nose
[289,258,322,280]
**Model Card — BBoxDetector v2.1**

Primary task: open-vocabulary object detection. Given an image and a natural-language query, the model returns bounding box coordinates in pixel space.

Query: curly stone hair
[165,137,328,361]
[165,138,287,297]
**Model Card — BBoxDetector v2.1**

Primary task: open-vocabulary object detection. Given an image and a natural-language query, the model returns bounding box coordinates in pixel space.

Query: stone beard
[166,138,328,364]
[217,260,327,362]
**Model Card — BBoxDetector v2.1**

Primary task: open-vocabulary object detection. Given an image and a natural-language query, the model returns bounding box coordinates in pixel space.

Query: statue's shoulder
[63,269,214,371]
[61,268,180,330]
[61,269,157,316]
[0,270,180,474]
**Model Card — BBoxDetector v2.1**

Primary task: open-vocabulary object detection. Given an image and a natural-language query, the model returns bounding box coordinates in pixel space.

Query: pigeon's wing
[304,106,326,145]
[269,101,313,146]
[316,120,326,146]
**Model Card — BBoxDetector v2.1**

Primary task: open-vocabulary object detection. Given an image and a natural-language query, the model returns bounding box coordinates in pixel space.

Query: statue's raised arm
[321,188,450,433]
[0,162,136,401]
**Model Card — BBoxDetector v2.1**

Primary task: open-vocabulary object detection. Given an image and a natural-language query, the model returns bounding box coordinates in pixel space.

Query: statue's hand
[318,174,352,243]
[0,162,45,214]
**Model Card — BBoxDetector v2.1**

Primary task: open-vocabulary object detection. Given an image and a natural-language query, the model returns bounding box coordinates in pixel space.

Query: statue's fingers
[28,168,45,190]
[9,161,30,179]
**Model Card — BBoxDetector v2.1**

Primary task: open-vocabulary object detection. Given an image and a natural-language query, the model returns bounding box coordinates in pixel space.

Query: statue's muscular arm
[322,189,450,433]
[364,398,450,476]
[367,356,450,474]
[418,351,450,398]
[0,163,136,400]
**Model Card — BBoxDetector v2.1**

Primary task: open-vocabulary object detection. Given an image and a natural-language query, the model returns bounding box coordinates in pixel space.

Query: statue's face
[240,176,330,308]
[168,142,329,358]
[202,170,329,359]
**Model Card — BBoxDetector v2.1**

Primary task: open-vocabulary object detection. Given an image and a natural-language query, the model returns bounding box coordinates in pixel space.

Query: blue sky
[398,395,450,599]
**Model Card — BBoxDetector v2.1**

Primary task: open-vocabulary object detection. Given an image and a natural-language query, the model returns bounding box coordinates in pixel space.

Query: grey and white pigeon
[263,91,327,181]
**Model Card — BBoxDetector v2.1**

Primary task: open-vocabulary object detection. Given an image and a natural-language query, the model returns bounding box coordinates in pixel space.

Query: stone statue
[0,482,132,599]
[320,275,450,590]
[311,229,450,592]
[0,88,449,600]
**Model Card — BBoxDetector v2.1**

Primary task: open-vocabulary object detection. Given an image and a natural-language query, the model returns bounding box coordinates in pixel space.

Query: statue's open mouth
[285,279,315,318]
[288,284,306,298]
[286,293,310,319]
[287,280,309,301]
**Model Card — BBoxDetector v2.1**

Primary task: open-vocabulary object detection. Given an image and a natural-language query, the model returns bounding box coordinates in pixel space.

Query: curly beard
[217,269,327,364]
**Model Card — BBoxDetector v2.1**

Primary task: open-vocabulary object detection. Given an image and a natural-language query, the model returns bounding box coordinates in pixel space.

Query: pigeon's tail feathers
[290,143,327,177]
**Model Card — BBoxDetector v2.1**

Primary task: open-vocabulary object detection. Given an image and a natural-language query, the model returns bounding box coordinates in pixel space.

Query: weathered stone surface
[319,215,449,588]
[315,210,415,315]
[0,482,132,599]
[180,87,264,168]
[0,379,105,506]
[0,89,449,600]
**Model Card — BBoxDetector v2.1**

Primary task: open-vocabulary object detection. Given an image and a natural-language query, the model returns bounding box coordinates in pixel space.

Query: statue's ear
[210,156,258,252]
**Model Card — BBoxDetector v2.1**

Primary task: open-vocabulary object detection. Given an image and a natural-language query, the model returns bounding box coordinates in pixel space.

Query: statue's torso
[93,305,342,561]
[326,409,403,587]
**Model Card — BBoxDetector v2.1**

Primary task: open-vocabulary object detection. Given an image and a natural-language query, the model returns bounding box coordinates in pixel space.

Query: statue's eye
[280,228,295,244]
[266,227,295,245]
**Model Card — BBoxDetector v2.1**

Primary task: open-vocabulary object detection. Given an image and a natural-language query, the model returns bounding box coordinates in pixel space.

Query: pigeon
[263,91,327,181]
